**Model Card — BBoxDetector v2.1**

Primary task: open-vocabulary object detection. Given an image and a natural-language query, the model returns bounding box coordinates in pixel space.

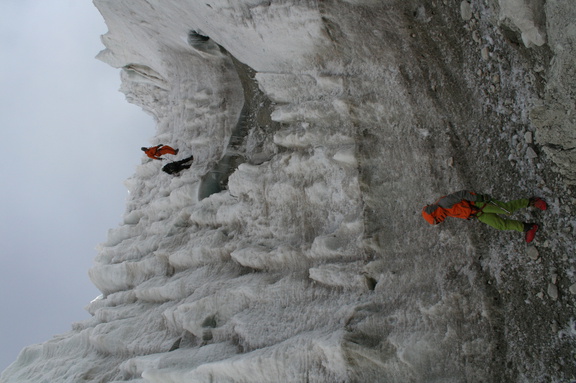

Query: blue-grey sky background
[0,1,155,372]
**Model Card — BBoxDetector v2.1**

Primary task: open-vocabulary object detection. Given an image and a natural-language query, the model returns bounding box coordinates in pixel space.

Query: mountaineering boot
[529,197,547,211]
[524,223,539,243]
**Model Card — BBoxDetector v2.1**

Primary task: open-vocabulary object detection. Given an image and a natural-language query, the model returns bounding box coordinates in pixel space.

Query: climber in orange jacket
[141,145,179,160]
[422,190,546,243]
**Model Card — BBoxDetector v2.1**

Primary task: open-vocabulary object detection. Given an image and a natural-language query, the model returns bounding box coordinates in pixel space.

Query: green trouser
[474,198,529,232]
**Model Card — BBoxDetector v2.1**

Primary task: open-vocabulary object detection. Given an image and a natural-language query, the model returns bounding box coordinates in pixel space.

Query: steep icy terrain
[2,0,576,382]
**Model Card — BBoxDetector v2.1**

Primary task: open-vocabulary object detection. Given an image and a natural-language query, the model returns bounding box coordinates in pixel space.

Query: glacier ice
[2,0,576,382]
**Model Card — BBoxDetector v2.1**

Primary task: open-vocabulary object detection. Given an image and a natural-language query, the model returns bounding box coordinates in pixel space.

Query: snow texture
[2,0,576,382]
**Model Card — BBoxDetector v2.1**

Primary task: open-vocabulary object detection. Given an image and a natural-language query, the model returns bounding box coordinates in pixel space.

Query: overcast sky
[0,1,155,372]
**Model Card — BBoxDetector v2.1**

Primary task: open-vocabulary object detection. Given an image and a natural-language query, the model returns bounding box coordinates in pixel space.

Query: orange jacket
[422,190,480,225]
[143,145,177,160]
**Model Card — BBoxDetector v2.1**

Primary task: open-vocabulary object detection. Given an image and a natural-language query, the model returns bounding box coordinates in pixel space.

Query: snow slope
[2,0,576,382]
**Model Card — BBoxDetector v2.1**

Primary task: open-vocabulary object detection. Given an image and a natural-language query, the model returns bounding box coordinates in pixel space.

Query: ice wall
[3,0,576,382]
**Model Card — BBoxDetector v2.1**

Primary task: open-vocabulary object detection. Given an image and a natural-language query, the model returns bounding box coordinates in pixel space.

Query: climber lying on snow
[162,155,194,175]
[141,144,179,160]
[422,190,547,243]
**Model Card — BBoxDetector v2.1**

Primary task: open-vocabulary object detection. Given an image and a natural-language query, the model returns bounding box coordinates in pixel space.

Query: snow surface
[2,0,576,382]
